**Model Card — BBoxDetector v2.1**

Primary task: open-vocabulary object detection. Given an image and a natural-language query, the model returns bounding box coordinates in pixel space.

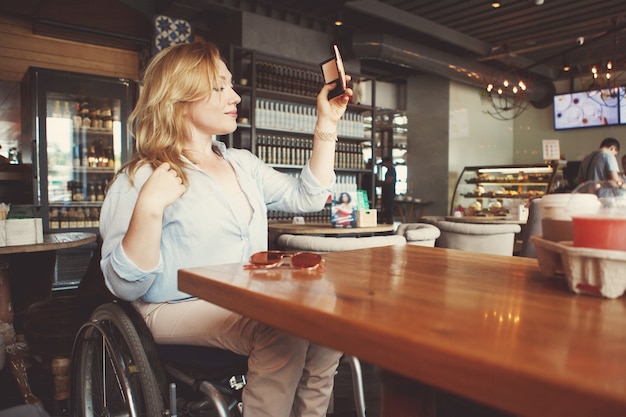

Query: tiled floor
[332,359,381,417]
[1,355,512,417]
[0,356,380,417]
[0,358,62,415]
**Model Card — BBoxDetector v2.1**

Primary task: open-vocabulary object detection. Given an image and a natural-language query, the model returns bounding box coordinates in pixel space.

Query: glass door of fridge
[45,93,123,231]
[21,67,134,288]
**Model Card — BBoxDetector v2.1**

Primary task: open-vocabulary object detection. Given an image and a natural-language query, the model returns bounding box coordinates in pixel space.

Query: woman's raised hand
[139,162,187,213]
[316,75,353,129]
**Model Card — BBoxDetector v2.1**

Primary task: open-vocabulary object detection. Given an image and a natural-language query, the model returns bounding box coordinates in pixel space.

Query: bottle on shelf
[59,208,69,229]
[90,207,100,228]
[84,208,93,228]
[75,207,86,228]
[87,183,97,202]
[72,102,82,128]
[80,101,91,128]
[49,208,60,229]
[62,101,71,119]
[96,183,105,201]
[51,100,62,118]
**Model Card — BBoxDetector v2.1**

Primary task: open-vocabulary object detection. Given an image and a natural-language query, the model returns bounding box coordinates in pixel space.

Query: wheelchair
[70,301,247,417]
[70,300,367,417]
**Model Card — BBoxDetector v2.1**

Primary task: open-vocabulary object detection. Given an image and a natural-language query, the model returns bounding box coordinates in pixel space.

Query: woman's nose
[232,90,242,104]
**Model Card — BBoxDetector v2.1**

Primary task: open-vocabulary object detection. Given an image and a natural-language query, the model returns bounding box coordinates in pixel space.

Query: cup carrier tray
[530,235,626,299]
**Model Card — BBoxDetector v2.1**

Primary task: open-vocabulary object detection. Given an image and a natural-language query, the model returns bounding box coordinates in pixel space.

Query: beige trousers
[134,299,342,417]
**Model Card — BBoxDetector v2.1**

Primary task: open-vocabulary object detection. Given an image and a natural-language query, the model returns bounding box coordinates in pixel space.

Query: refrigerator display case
[21,67,136,233]
[21,67,136,287]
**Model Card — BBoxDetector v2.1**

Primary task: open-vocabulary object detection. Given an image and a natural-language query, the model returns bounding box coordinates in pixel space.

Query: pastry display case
[450,164,559,218]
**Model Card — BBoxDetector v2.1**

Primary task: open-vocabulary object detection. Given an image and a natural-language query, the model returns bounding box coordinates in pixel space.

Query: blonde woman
[100,41,352,417]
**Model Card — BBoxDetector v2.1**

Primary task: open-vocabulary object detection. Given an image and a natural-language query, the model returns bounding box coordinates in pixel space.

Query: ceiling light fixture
[562,55,571,72]
[491,2,501,8]
[334,8,343,26]
[482,68,530,120]
[583,32,625,106]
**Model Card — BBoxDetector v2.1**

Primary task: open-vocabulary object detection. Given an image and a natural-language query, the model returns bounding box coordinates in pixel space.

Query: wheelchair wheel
[71,303,165,417]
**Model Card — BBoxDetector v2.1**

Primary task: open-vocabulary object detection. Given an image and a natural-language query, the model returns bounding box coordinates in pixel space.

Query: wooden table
[0,232,96,404]
[179,245,626,417]
[394,199,433,222]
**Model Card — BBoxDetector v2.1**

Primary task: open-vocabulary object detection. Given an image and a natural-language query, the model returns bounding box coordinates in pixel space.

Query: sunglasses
[244,251,324,270]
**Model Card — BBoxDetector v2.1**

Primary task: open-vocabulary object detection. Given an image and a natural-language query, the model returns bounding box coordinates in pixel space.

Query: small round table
[268,222,395,236]
[444,215,526,225]
[394,199,433,223]
[268,223,395,250]
[0,231,96,405]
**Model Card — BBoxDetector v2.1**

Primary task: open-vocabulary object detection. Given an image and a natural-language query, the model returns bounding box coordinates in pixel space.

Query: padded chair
[395,223,440,246]
[277,222,440,252]
[277,233,407,252]
[422,216,521,256]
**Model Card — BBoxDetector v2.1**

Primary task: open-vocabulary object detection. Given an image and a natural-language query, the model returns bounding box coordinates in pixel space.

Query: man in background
[378,157,396,223]
[577,137,623,185]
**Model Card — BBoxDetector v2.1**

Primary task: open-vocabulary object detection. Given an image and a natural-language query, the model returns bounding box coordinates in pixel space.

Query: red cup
[572,215,626,251]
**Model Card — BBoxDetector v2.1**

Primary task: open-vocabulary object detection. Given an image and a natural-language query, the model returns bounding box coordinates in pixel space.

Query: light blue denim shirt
[100,141,334,303]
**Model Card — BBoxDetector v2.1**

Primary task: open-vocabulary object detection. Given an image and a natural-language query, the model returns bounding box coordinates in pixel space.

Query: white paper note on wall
[542,139,560,160]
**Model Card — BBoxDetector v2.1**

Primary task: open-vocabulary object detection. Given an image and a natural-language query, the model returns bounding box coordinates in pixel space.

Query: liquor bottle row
[333,175,359,196]
[49,99,118,130]
[268,206,331,223]
[255,61,323,98]
[73,138,115,168]
[68,179,109,202]
[255,99,366,138]
[256,134,365,169]
[49,206,101,229]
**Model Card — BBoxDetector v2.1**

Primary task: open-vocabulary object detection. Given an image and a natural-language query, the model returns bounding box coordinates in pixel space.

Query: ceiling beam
[345,0,555,79]
[345,0,491,56]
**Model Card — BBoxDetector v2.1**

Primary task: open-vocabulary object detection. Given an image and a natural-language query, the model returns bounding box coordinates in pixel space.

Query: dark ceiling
[2,0,626,85]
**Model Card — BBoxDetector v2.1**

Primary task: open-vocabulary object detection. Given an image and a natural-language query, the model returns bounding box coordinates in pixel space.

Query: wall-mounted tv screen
[620,87,626,124]
[554,89,620,130]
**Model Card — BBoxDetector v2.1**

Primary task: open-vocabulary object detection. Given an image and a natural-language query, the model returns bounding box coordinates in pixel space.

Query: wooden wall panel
[0,15,139,82]
[0,14,140,162]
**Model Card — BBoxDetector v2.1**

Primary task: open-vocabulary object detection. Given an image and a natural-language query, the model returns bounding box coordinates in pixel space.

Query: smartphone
[320,44,347,100]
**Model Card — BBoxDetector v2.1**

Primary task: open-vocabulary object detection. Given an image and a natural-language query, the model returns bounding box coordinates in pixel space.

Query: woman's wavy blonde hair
[122,41,223,186]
